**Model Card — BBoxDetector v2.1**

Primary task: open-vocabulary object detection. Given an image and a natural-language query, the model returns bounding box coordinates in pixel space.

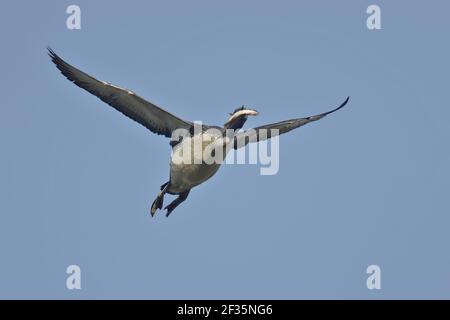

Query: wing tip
[47,47,76,81]
[324,96,350,116]
[336,96,350,111]
[47,46,64,68]
[47,46,57,59]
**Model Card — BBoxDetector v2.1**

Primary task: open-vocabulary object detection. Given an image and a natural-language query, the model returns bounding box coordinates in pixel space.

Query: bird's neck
[224,116,247,131]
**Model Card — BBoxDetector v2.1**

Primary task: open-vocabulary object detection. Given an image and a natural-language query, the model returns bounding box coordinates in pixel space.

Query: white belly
[168,133,231,193]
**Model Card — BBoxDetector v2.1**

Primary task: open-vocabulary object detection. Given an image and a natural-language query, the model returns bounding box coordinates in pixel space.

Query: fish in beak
[225,106,259,130]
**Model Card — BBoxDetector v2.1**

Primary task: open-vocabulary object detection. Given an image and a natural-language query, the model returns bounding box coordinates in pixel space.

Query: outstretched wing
[48,48,193,137]
[233,97,349,149]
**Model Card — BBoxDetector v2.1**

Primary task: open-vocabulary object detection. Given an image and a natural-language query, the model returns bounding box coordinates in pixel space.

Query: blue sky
[1,1,449,299]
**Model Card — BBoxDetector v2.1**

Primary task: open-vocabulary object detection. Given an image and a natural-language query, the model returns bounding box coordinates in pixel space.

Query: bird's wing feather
[233,97,349,149]
[48,48,193,137]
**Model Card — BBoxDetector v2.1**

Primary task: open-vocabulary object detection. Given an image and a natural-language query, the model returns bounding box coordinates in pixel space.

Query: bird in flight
[48,48,349,217]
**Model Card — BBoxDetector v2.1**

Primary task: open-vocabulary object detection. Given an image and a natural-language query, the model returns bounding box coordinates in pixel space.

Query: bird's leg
[159,181,169,190]
[151,182,170,217]
[165,190,190,217]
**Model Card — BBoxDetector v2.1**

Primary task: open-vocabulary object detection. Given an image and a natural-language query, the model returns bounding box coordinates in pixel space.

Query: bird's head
[224,106,259,130]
